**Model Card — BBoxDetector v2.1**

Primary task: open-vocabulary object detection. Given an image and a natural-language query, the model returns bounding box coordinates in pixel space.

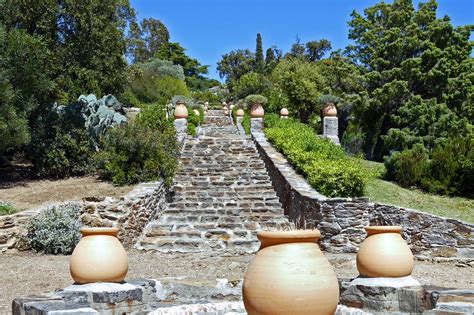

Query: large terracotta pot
[174,103,188,119]
[250,104,264,118]
[70,227,128,284]
[192,109,200,116]
[236,109,245,117]
[357,226,414,277]
[243,230,339,315]
[322,102,337,117]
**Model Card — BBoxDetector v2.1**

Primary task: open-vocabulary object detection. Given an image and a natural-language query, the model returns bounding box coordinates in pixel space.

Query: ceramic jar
[174,102,188,119]
[280,107,289,119]
[243,230,339,315]
[249,104,264,118]
[322,103,337,117]
[236,109,245,117]
[357,226,414,277]
[70,227,128,284]
[224,109,229,115]
[192,109,200,116]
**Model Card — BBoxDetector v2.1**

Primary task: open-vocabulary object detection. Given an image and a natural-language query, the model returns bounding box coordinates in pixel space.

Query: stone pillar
[173,118,187,134]
[323,116,339,145]
[236,117,245,134]
[251,118,263,134]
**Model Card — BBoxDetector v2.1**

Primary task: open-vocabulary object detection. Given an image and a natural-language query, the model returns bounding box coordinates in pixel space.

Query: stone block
[340,276,428,313]
[173,118,187,134]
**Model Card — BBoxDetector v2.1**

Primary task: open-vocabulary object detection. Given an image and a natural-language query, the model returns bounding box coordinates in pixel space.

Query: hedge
[264,114,366,197]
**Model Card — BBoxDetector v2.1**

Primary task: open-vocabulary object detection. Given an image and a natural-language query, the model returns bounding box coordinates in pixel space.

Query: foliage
[318,94,340,105]
[384,144,429,188]
[271,58,326,122]
[127,18,170,63]
[217,49,256,87]
[126,64,189,105]
[192,90,222,103]
[255,33,264,73]
[135,103,173,131]
[28,105,95,178]
[346,0,474,160]
[305,39,332,61]
[25,203,82,255]
[0,201,16,215]
[384,137,473,196]
[140,58,185,81]
[186,106,203,136]
[264,114,366,197]
[233,72,271,100]
[96,122,178,186]
[245,94,268,107]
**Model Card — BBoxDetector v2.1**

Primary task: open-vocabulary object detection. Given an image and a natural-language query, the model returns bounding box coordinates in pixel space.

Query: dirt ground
[0,176,132,211]
[0,251,472,313]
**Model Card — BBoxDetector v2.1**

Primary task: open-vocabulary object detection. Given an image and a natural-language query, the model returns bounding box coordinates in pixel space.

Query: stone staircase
[137,110,292,254]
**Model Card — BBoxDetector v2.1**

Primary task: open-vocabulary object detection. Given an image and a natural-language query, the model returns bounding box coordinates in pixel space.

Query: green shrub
[135,103,173,131]
[0,201,16,215]
[264,114,366,197]
[96,123,179,186]
[29,107,95,178]
[421,137,473,196]
[25,203,81,254]
[384,144,430,188]
[245,94,268,107]
[186,106,201,136]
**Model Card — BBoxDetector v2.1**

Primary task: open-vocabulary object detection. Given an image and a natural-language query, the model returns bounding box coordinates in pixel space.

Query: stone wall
[0,180,170,252]
[252,130,473,262]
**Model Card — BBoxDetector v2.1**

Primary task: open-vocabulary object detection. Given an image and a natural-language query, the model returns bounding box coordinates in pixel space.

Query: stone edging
[251,129,473,262]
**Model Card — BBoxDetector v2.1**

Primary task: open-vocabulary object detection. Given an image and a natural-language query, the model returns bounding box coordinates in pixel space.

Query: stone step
[135,122,292,254]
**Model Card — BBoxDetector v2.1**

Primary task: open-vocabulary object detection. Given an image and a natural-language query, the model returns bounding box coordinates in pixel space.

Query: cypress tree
[255,33,264,73]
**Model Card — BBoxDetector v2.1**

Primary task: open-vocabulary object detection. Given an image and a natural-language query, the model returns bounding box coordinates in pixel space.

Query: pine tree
[255,33,264,73]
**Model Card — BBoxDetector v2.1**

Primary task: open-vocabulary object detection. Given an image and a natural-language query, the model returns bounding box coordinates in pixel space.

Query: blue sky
[130,0,474,81]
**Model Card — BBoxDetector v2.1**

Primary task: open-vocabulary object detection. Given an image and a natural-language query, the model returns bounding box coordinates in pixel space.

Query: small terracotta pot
[70,227,128,284]
[229,104,235,110]
[236,109,245,117]
[280,107,289,119]
[174,103,188,119]
[193,109,200,116]
[249,104,264,118]
[322,102,337,117]
[357,226,414,277]
[243,230,339,315]
[224,109,229,115]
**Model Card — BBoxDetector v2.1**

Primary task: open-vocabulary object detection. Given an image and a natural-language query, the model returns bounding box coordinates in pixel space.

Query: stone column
[251,118,264,134]
[173,118,187,134]
[323,116,339,145]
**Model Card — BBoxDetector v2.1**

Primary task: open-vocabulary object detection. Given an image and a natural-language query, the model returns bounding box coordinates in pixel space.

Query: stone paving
[137,110,292,254]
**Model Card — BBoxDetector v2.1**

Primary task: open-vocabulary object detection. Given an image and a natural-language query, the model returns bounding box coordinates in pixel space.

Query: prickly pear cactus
[76,94,128,146]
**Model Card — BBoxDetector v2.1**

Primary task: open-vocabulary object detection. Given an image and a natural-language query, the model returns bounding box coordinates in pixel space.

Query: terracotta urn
[70,227,128,284]
[229,104,235,110]
[192,109,200,116]
[357,226,414,278]
[322,102,337,117]
[280,107,289,119]
[249,104,264,118]
[174,102,188,119]
[243,230,339,315]
[224,109,229,115]
[236,109,245,117]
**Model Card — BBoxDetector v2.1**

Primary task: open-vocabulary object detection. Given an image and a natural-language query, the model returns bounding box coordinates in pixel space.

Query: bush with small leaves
[245,94,268,107]
[0,201,16,216]
[26,203,82,254]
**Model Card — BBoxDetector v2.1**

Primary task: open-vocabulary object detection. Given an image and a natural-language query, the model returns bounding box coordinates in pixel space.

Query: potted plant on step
[245,94,267,118]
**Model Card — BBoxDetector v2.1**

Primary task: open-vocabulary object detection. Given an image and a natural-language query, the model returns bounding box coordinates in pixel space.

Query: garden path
[137,110,291,253]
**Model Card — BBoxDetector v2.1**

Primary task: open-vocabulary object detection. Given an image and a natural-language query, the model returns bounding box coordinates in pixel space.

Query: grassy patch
[359,159,474,223]
[0,201,17,216]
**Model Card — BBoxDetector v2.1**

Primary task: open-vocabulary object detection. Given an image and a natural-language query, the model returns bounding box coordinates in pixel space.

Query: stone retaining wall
[0,180,170,252]
[252,130,473,262]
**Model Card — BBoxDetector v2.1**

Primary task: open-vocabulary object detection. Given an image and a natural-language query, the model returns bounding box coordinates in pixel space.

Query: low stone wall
[0,180,170,252]
[252,131,474,262]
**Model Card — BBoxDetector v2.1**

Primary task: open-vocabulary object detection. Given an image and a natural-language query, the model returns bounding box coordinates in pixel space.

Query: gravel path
[1,251,473,313]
